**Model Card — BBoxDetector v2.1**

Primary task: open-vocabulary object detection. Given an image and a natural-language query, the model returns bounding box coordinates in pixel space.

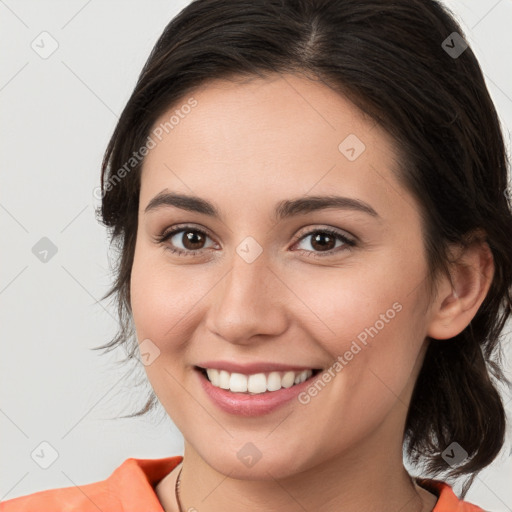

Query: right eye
[156,225,218,256]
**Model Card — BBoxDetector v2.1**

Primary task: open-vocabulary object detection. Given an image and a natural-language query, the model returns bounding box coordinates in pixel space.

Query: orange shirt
[0,456,484,511]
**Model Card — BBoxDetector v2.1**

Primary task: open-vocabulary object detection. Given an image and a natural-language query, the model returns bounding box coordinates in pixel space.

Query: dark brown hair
[95,0,512,495]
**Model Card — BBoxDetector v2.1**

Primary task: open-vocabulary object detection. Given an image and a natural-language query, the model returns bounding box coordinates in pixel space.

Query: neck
[175,434,431,512]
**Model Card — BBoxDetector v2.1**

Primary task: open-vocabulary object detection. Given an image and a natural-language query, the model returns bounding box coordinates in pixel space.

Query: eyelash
[154,224,356,259]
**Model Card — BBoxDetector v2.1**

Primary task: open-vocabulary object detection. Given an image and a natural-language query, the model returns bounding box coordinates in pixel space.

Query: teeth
[205,368,314,394]
[219,370,230,389]
[267,371,282,391]
[281,371,295,388]
[248,373,267,394]
[294,370,310,384]
[229,372,248,392]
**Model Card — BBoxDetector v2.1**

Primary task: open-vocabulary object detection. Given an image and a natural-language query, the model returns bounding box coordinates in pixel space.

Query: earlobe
[426,236,494,341]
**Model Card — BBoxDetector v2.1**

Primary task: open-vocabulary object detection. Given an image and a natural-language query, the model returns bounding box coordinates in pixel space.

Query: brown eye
[157,226,217,256]
[181,230,207,250]
[310,232,337,251]
[293,228,356,257]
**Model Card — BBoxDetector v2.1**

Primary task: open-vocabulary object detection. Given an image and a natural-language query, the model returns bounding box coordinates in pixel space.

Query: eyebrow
[144,190,380,220]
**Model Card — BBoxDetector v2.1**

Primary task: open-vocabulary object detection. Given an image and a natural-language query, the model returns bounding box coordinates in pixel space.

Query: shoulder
[417,478,486,512]
[0,456,183,512]
[0,478,120,512]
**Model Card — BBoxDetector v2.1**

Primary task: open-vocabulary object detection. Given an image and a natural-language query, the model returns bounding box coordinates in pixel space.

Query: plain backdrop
[1,0,511,509]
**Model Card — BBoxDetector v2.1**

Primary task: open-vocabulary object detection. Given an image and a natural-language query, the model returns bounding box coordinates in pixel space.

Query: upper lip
[196,360,320,374]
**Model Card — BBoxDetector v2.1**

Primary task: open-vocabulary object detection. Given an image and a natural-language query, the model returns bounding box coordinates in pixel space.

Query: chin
[191,439,319,481]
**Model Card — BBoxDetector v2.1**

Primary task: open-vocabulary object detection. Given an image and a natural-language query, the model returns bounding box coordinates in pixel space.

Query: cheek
[130,247,205,344]
[291,264,412,341]
[289,250,428,394]
[289,279,425,454]
[129,248,208,422]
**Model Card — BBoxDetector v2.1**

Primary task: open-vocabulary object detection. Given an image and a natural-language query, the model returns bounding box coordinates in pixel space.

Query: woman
[2,0,511,510]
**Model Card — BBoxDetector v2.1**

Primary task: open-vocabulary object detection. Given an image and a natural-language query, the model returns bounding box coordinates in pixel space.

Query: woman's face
[130,73,436,478]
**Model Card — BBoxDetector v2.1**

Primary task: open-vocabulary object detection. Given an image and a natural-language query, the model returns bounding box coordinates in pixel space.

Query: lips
[195,364,322,416]
[193,361,323,416]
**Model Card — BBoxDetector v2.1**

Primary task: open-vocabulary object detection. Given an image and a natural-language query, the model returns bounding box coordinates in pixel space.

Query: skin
[129,72,494,512]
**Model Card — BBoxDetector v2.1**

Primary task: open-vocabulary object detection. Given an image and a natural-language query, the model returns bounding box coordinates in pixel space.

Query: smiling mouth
[195,366,322,394]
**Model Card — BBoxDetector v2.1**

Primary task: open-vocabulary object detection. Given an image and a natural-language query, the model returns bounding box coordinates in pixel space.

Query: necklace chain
[174,466,183,512]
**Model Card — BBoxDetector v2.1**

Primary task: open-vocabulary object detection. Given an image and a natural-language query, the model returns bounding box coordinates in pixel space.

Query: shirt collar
[111,458,482,511]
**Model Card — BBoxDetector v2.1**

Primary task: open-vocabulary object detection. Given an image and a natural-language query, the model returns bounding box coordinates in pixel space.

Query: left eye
[293,229,356,256]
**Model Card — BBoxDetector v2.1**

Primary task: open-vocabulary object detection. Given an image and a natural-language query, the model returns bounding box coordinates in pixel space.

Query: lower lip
[196,368,319,417]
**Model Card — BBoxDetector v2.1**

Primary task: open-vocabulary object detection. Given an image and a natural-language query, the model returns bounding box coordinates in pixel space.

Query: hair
[94,0,512,496]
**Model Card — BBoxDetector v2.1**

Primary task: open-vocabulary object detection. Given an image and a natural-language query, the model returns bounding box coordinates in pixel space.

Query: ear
[426,231,495,341]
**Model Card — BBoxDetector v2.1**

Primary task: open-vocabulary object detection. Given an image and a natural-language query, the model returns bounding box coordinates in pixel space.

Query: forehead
[146,73,388,160]
[140,73,415,227]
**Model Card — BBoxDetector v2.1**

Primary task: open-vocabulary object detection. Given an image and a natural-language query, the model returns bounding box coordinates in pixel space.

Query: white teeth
[281,371,295,388]
[267,371,282,391]
[229,372,248,392]
[206,368,219,386]
[204,368,314,393]
[294,370,309,384]
[248,373,267,394]
[219,370,230,389]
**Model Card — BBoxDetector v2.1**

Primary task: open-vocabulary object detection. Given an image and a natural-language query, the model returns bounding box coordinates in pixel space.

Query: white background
[1,0,511,509]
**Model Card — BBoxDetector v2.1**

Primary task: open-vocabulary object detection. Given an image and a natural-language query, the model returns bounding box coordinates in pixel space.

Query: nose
[205,251,289,346]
